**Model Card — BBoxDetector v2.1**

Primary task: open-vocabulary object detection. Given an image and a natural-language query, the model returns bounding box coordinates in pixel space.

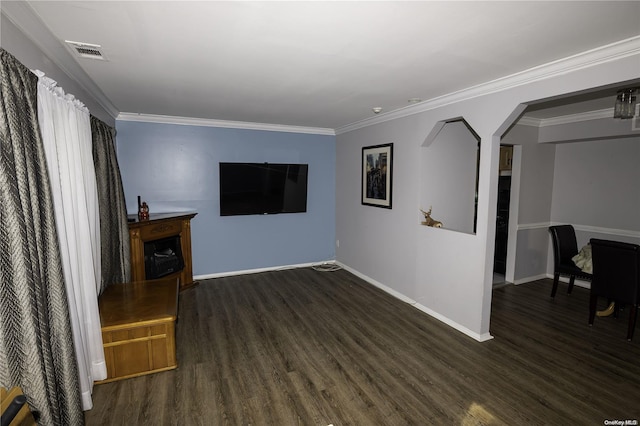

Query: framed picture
[362,143,393,208]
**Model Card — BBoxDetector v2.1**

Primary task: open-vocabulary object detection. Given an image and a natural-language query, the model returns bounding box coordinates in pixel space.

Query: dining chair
[588,238,640,341]
[548,225,592,298]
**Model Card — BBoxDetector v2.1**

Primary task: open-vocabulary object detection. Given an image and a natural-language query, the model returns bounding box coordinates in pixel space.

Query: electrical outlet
[336,239,340,248]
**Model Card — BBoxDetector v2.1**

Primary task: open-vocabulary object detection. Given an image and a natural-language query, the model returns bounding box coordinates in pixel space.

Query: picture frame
[361,143,393,208]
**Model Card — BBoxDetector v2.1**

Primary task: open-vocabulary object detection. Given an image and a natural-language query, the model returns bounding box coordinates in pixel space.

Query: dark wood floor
[85,268,640,425]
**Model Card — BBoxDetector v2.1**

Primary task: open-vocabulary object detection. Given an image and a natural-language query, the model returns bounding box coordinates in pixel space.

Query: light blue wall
[115,120,336,275]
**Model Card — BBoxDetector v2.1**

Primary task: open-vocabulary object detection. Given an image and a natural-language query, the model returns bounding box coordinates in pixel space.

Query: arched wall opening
[336,42,640,342]
[421,118,481,235]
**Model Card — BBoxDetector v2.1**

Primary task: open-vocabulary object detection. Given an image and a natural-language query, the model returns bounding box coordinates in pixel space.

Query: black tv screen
[219,162,308,216]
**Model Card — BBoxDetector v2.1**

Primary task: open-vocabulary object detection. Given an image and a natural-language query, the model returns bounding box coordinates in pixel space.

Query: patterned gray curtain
[0,49,84,425]
[91,116,131,294]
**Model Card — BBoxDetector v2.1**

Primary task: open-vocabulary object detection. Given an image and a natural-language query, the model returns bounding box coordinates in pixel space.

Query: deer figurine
[420,206,443,228]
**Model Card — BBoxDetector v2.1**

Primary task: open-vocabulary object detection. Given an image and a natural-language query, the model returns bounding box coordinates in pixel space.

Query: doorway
[493,145,513,286]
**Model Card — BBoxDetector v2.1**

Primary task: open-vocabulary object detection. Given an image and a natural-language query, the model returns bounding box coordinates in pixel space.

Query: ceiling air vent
[64,40,107,60]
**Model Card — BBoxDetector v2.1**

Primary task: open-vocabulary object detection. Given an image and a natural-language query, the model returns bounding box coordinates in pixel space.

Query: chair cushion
[572,243,592,274]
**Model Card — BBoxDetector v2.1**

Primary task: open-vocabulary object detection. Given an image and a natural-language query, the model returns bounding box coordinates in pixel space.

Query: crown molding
[336,36,640,135]
[516,116,542,127]
[4,0,638,135]
[518,108,615,128]
[1,1,120,119]
[538,108,614,127]
[117,113,336,136]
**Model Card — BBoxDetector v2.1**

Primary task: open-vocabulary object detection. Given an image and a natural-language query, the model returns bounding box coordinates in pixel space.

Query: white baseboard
[412,302,494,342]
[548,273,591,289]
[336,262,416,304]
[336,262,493,343]
[513,273,590,289]
[513,274,548,285]
[194,260,336,280]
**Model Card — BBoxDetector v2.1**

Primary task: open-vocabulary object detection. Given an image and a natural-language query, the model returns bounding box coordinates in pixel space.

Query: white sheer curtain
[36,71,106,410]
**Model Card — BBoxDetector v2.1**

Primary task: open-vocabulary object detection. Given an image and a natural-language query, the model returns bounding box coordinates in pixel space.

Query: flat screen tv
[219,162,308,216]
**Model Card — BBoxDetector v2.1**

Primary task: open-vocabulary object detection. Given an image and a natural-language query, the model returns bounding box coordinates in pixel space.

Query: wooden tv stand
[97,277,179,383]
[128,212,197,291]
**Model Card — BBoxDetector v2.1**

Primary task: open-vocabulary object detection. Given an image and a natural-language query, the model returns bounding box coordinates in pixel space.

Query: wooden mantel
[128,212,197,291]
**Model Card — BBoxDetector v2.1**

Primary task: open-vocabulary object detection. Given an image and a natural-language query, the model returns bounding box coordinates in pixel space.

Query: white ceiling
[7,1,640,131]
